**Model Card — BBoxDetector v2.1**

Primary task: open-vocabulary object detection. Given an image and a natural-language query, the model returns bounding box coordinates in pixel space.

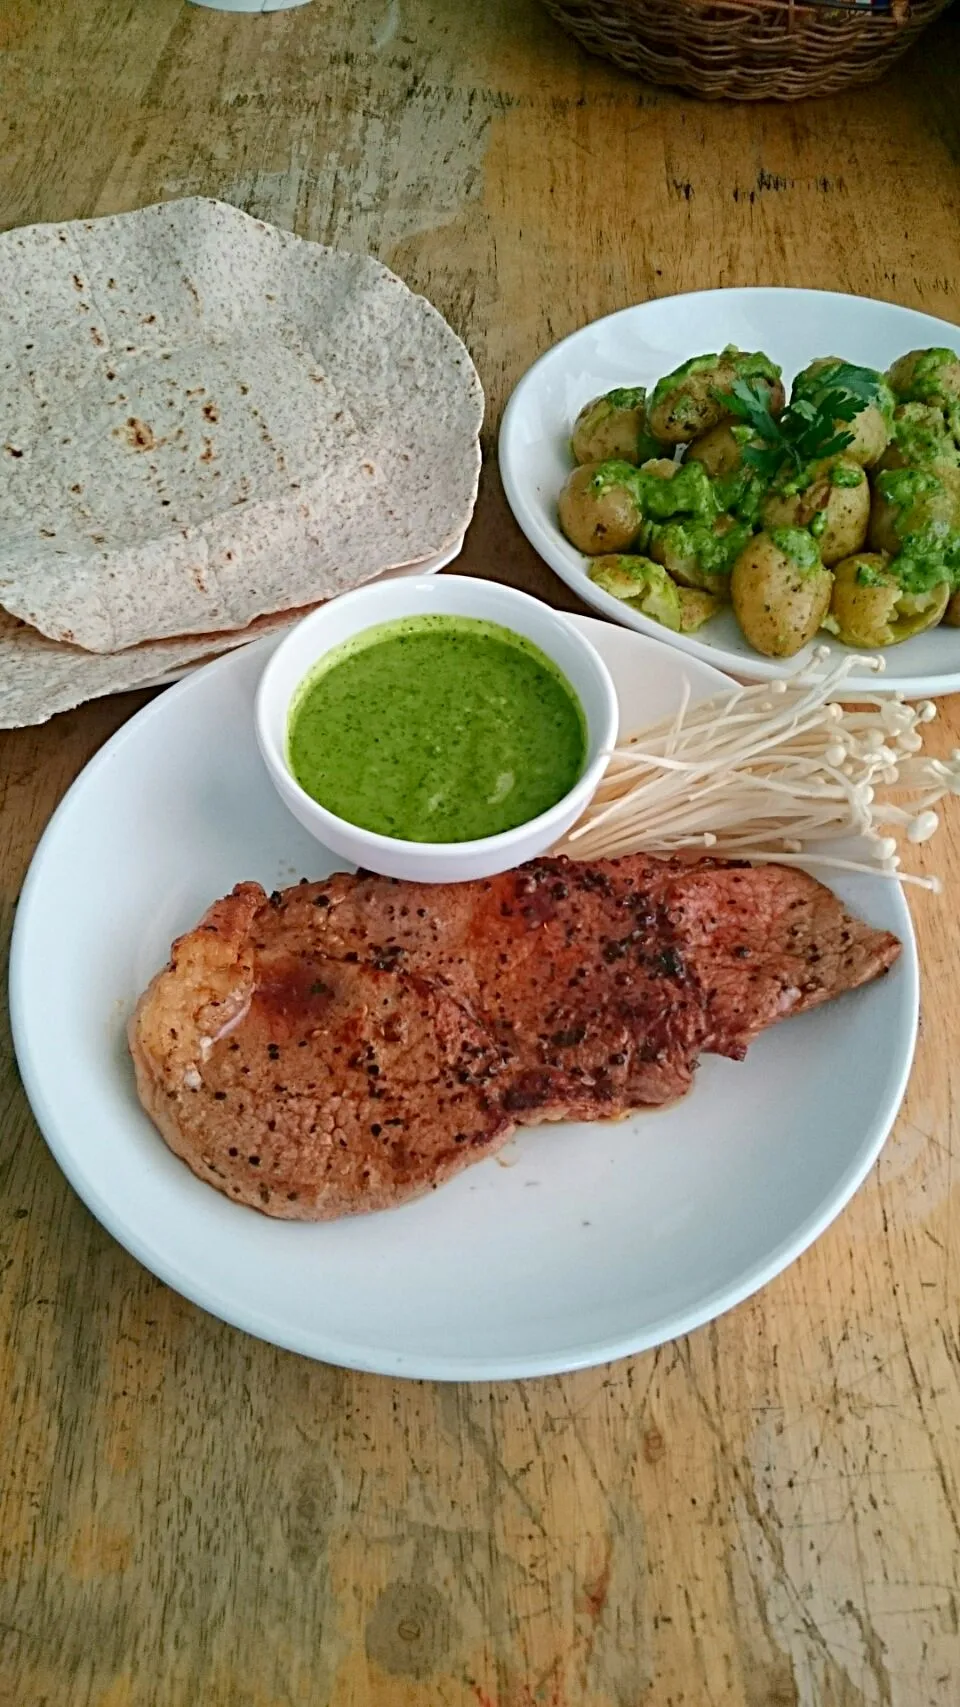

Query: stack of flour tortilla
[0,199,483,727]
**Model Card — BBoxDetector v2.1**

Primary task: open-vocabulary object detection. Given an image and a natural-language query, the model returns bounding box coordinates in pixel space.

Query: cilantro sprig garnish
[717,362,883,484]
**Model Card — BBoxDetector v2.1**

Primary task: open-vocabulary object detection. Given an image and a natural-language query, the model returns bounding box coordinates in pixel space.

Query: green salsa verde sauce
[287,615,588,843]
[769,527,822,571]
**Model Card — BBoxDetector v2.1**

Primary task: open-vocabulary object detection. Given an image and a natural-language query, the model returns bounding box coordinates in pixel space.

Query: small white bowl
[254,574,618,883]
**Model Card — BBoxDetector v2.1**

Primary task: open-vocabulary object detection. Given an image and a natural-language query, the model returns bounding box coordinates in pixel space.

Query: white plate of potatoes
[499,287,960,696]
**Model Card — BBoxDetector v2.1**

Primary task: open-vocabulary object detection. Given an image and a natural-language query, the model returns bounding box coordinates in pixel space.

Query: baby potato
[877,402,960,476]
[587,555,682,630]
[868,475,912,555]
[634,457,722,524]
[791,357,894,468]
[677,587,722,633]
[868,466,960,556]
[796,356,842,385]
[731,529,833,658]
[571,387,661,466]
[887,347,960,408]
[683,422,751,480]
[845,410,892,468]
[639,457,683,483]
[558,460,646,554]
[648,526,702,586]
[648,515,750,596]
[677,437,768,525]
[825,553,949,648]
[647,346,783,446]
[808,463,870,565]
[761,458,869,567]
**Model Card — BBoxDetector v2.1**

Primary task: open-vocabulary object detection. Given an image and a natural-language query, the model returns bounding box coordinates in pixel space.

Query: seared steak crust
[129,855,901,1219]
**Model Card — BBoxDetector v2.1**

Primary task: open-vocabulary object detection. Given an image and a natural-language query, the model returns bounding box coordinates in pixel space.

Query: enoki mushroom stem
[554,650,959,893]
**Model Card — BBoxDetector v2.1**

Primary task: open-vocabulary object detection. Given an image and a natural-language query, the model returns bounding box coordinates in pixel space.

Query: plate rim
[499,285,960,698]
[9,613,919,1380]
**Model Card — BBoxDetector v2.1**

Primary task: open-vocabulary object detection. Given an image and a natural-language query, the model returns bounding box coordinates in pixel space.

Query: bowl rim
[497,285,960,696]
[253,574,620,859]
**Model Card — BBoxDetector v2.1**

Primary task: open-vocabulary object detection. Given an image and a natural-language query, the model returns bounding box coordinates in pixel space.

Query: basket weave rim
[537,0,949,97]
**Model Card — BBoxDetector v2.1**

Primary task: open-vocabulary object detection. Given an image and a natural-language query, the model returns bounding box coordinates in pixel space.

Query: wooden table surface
[3,3,960,1703]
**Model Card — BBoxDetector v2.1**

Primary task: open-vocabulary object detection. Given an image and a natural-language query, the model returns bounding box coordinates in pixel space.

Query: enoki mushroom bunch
[555,648,960,892]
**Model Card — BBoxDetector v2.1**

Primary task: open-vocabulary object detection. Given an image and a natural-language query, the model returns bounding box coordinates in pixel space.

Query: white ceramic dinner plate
[10,616,918,1381]
[499,287,960,696]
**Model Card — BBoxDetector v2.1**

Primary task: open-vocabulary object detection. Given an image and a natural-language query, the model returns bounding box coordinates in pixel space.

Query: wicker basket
[538,0,953,100]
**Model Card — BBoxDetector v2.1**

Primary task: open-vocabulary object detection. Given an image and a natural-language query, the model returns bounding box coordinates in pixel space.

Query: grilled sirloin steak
[129,855,901,1220]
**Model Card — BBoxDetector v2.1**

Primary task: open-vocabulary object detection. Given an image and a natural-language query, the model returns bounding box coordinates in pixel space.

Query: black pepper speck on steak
[128,854,901,1219]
